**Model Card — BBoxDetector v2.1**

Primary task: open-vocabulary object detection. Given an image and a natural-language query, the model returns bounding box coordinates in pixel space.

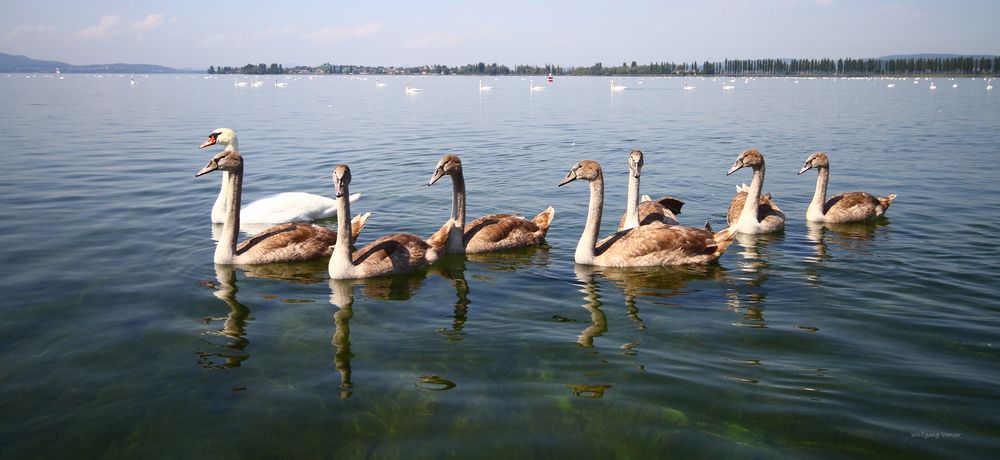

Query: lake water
[1,73,998,458]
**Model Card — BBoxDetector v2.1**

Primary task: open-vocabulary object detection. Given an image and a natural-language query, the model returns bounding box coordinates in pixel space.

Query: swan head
[333,164,352,198]
[559,160,602,186]
[196,150,242,177]
[199,128,238,150]
[727,148,764,176]
[627,150,644,178]
[798,151,829,175]
[428,154,462,186]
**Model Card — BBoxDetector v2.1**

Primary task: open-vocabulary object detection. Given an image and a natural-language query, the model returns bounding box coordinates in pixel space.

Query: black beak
[196,160,218,177]
[558,171,577,187]
[428,167,445,186]
[726,160,743,176]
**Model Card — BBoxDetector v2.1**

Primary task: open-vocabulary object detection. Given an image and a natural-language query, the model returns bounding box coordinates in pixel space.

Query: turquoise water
[0,74,998,458]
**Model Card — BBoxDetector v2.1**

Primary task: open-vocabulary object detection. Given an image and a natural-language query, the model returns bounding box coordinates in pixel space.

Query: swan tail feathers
[532,207,556,237]
[349,212,371,243]
[641,194,652,202]
[654,195,685,215]
[711,225,738,256]
[426,218,458,252]
[713,225,738,244]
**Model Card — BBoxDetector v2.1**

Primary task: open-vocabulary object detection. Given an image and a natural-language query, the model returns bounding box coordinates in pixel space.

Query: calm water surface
[1,74,998,458]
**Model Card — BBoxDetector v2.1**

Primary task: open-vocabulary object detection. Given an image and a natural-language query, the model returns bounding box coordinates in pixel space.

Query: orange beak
[199,136,217,149]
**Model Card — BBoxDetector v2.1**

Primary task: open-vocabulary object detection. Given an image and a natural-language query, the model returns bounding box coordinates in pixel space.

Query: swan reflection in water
[572,263,727,347]
[430,255,471,342]
[724,232,786,328]
[328,271,435,398]
[197,265,252,369]
[566,263,726,398]
[437,246,549,340]
[463,244,551,275]
[806,219,889,257]
[803,218,890,284]
[197,261,334,370]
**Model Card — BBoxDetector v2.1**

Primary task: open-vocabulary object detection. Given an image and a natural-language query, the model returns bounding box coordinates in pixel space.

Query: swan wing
[236,222,338,263]
[595,224,729,266]
[727,192,747,225]
[463,213,544,252]
[823,192,884,222]
[240,192,360,223]
[351,233,432,276]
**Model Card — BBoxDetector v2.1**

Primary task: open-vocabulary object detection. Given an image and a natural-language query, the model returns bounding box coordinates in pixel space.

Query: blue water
[0,73,998,458]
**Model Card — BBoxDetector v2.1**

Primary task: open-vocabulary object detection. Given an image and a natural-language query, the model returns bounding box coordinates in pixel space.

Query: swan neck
[810,167,829,216]
[216,168,242,263]
[447,171,467,253]
[451,171,466,226]
[330,183,356,278]
[740,165,765,223]
[212,172,229,222]
[576,175,603,264]
[623,173,640,229]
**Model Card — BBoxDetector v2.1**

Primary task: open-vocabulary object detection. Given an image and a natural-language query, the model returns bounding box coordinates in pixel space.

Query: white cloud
[75,14,168,40]
[198,27,296,48]
[405,32,462,48]
[75,15,122,40]
[303,22,384,44]
[199,22,384,48]
[5,25,54,40]
[197,33,233,48]
[128,14,165,35]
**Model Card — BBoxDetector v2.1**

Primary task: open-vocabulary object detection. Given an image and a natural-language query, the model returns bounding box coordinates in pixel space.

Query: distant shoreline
[3,51,998,77]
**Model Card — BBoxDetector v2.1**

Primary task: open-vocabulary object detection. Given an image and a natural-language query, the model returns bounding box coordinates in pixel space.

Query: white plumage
[199,128,362,225]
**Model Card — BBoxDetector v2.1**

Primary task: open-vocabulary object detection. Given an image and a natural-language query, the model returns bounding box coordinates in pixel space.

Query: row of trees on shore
[208,56,999,77]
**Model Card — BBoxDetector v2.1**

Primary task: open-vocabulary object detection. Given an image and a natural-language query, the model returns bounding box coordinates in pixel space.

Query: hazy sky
[1,0,997,69]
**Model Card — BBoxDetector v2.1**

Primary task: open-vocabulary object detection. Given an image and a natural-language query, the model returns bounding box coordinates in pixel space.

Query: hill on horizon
[0,52,178,73]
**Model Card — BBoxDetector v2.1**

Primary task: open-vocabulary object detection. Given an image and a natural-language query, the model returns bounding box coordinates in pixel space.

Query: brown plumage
[428,154,554,254]
[726,149,785,234]
[560,159,736,267]
[726,188,779,225]
[620,195,684,229]
[329,164,438,279]
[618,150,684,230]
[593,223,733,267]
[233,216,369,264]
[196,149,370,265]
[799,152,896,223]
[341,233,433,276]
[462,210,553,252]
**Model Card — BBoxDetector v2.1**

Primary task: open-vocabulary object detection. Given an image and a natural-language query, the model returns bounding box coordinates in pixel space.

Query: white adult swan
[726,149,785,234]
[427,154,555,254]
[610,80,626,91]
[199,128,360,225]
[196,150,370,265]
[405,83,423,95]
[618,149,683,230]
[559,160,736,267]
[798,152,896,223]
[478,80,493,91]
[329,164,452,279]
